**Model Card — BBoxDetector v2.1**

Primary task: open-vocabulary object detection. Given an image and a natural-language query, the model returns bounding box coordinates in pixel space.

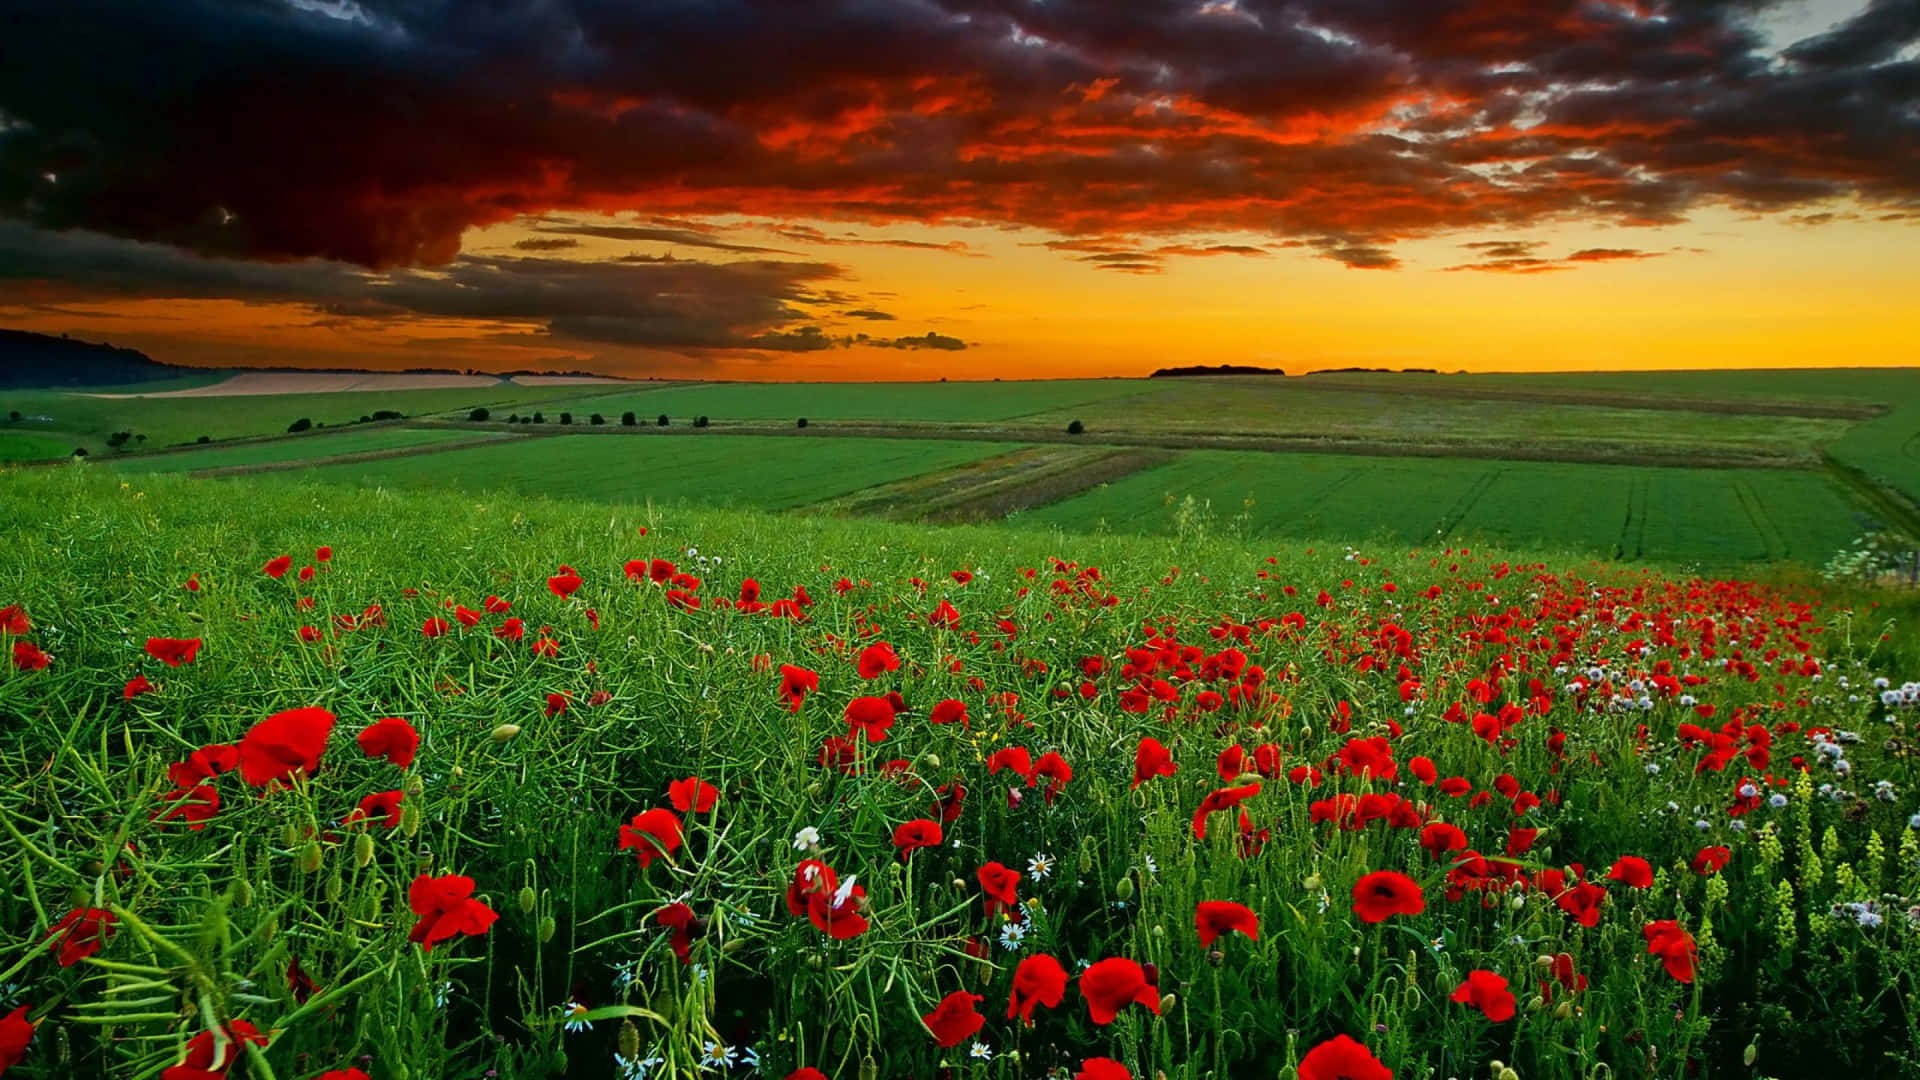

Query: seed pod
[354,831,376,868]
[1077,849,1094,875]
[490,723,522,743]
[405,774,425,797]
[1115,876,1136,901]
[1553,1001,1573,1021]
[539,915,556,943]
[325,868,343,903]
[281,824,300,847]
[518,886,538,914]
[400,800,422,837]
[1158,992,1177,1013]
[619,1019,642,1060]
[299,840,324,874]
[923,753,941,769]
[1498,1070,1519,1080]
[859,1057,878,1080]
[234,879,254,908]
[1744,1043,1758,1066]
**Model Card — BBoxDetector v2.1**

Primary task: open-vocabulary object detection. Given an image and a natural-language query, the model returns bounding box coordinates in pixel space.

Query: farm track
[1820,452,1920,540]
[814,446,1177,524]
[417,417,1816,469]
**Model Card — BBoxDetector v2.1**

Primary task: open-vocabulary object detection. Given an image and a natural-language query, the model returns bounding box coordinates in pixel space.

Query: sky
[0,0,1916,381]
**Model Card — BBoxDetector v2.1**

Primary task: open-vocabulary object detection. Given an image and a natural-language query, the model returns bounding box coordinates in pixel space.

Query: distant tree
[469,407,491,422]
[621,411,637,427]
[105,430,133,448]
[72,447,87,457]
[135,434,146,443]
[590,413,605,425]
[6,410,18,422]
[1067,419,1085,435]
[693,415,710,428]
[358,415,372,424]
[507,413,519,423]
[288,418,312,433]
[196,435,211,444]
[797,417,808,428]
[559,412,573,425]
[371,410,403,421]
[532,411,545,424]
[656,414,669,427]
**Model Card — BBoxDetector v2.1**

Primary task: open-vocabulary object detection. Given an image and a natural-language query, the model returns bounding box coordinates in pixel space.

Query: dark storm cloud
[532,223,792,255]
[0,0,1913,283]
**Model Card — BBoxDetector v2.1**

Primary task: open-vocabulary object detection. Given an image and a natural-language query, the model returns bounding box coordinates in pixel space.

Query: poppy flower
[548,568,584,598]
[10,640,49,670]
[0,1004,34,1074]
[161,1018,268,1080]
[807,882,870,939]
[844,696,896,743]
[143,637,203,667]
[317,1071,370,1080]
[1194,901,1259,947]
[978,861,1020,915]
[1132,737,1177,789]
[1450,970,1516,1022]
[928,599,961,628]
[892,818,943,858]
[356,717,419,768]
[986,746,1034,780]
[1297,1034,1390,1080]
[1008,953,1068,1023]
[0,604,28,635]
[1643,920,1697,982]
[46,908,117,966]
[123,675,155,700]
[168,744,239,786]
[484,595,512,613]
[407,874,499,952]
[1691,846,1730,875]
[929,698,969,727]
[785,1071,829,1080]
[1080,958,1160,1025]
[1192,783,1262,840]
[855,641,900,680]
[1607,855,1654,889]
[922,991,985,1048]
[315,546,332,562]
[1077,1061,1132,1080]
[1555,882,1607,928]
[421,617,449,638]
[154,784,220,830]
[338,789,401,829]
[1030,751,1073,804]
[617,809,685,868]
[494,617,526,642]
[1351,870,1425,923]
[263,555,293,578]
[668,776,719,814]
[778,665,820,712]
[655,902,698,964]
[238,707,335,788]
[1419,822,1467,858]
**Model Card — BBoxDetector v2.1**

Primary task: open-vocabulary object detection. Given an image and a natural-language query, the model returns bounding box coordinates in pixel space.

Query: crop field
[296,433,1026,511]
[104,427,512,474]
[1022,450,1867,565]
[2,466,1919,1080]
[510,379,1152,425]
[0,432,78,462]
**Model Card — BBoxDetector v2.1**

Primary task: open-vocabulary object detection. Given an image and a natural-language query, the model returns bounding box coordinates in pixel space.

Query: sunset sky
[1,0,1916,380]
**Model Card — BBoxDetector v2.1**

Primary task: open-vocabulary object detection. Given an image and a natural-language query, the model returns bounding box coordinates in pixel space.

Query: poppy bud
[860,1057,878,1080]
[1743,1043,1758,1066]
[401,800,422,837]
[807,953,824,969]
[1528,995,1545,1011]
[451,765,465,779]
[1303,874,1322,892]
[1151,924,1164,939]
[1158,992,1177,1013]
[1535,954,1556,969]
[491,723,522,743]
[1509,892,1525,910]
[354,831,375,868]
[258,913,279,942]
[1499,1070,1519,1080]
[325,868,343,902]
[280,824,300,847]
[1143,963,1160,986]
[539,915,556,943]
[1077,849,1093,875]
[1115,876,1135,901]
[405,774,425,797]
[299,840,323,874]
[518,886,537,913]
[1554,1001,1574,1021]
[234,879,253,908]
[619,1020,641,1060]
[924,753,941,769]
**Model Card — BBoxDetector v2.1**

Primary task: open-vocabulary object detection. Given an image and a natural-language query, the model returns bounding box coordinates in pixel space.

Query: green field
[510,378,1151,424]
[104,426,511,473]
[295,433,1025,510]
[1021,450,1866,564]
[0,431,78,461]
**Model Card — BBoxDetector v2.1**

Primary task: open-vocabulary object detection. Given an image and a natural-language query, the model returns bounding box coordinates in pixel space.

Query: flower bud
[539,915,556,943]
[1158,992,1177,1013]
[1744,1043,1758,1067]
[298,840,324,874]
[354,831,376,868]
[490,723,522,743]
[619,1019,642,1061]
[518,886,538,913]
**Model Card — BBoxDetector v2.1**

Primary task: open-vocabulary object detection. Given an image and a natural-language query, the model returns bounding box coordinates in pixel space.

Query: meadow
[1,466,1918,1080]
[104,428,511,474]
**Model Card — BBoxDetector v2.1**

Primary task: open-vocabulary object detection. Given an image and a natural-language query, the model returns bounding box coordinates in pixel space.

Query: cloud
[842,308,897,320]
[533,223,792,255]
[1445,242,1665,272]
[858,331,969,350]
[0,0,1912,279]
[512,238,581,251]
[768,224,984,256]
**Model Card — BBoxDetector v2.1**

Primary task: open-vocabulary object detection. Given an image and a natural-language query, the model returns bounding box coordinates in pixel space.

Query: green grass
[296,433,1027,510]
[102,427,511,474]
[1021,450,1867,565]
[508,379,1151,425]
[1304,367,1920,406]
[0,431,79,461]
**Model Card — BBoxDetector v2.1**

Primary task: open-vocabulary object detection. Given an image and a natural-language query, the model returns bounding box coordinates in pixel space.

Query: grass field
[506,379,1152,425]
[0,431,78,461]
[1021,450,1867,565]
[296,433,1026,510]
[103,427,514,474]
[3,466,1918,1080]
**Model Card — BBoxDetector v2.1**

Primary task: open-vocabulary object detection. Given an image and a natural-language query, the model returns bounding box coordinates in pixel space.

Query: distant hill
[1303,366,1442,375]
[0,330,191,388]
[1149,364,1287,378]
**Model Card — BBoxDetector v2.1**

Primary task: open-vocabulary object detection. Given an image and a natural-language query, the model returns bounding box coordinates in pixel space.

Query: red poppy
[407,874,498,951]
[669,776,719,814]
[929,698,969,727]
[892,818,943,858]
[263,555,293,578]
[855,641,901,680]
[1419,822,1467,858]
[807,883,870,939]
[530,636,560,658]
[1691,846,1730,875]
[0,604,28,635]
[342,789,403,829]
[494,617,526,642]
[356,717,419,768]
[1192,782,1262,840]
[618,809,684,867]
[421,617,449,638]
[0,1004,35,1074]
[1008,953,1068,1023]
[1450,970,1516,1022]
[1132,737,1177,789]
[238,707,335,788]
[844,696,897,742]
[46,908,117,966]
[144,637,203,667]
[929,599,961,628]
[1030,751,1073,804]
[154,784,220,830]
[548,568,584,598]
[168,744,239,786]
[986,746,1034,780]
[785,1071,829,1080]
[1194,901,1259,947]
[655,902,698,964]
[1555,882,1607,928]
[978,861,1020,915]
[1077,1061,1132,1080]
[484,595,512,613]
[779,664,819,712]
[1351,870,1425,923]
[1607,855,1654,889]
[922,991,985,1048]
[1644,920,1697,982]
[1080,958,1160,1025]
[317,1071,370,1080]
[11,640,49,670]
[315,546,332,562]
[161,1018,268,1080]
[123,674,155,700]
[1298,1034,1390,1080]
